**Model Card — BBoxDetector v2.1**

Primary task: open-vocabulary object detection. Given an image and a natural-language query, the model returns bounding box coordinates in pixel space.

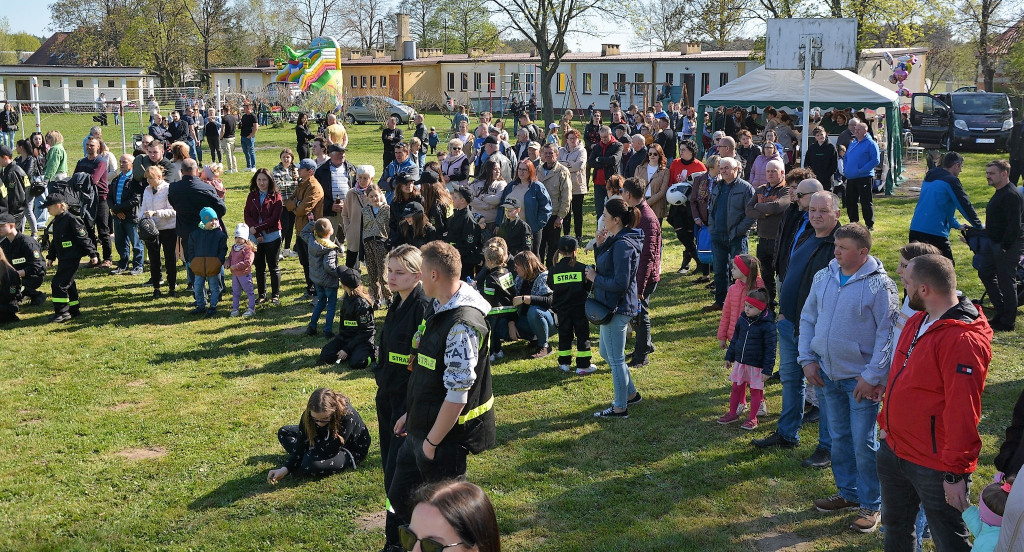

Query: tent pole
[800,35,813,168]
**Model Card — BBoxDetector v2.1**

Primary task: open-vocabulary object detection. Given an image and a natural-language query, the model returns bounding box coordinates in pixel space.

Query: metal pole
[216,82,222,114]
[800,34,812,168]
[119,100,127,154]
[30,77,41,133]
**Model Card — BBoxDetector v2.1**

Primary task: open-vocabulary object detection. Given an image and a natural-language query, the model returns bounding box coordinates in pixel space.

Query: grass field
[2,114,1022,551]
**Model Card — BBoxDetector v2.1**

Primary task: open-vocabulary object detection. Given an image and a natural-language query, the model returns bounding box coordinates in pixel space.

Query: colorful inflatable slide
[274,36,345,99]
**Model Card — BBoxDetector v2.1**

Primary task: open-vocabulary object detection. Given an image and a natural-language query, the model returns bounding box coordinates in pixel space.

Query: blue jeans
[600,313,636,410]
[310,285,338,332]
[876,439,972,552]
[112,218,143,269]
[2,131,14,147]
[776,317,832,450]
[33,194,49,230]
[194,271,223,309]
[519,305,555,347]
[711,234,748,304]
[822,371,881,511]
[186,138,200,163]
[241,136,256,169]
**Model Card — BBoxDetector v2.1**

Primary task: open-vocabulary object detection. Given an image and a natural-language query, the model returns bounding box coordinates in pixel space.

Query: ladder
[561,74,581,113]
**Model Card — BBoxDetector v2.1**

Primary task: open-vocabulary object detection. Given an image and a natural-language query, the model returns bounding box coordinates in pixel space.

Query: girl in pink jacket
[227,223,257,317]
[717,254,764,346]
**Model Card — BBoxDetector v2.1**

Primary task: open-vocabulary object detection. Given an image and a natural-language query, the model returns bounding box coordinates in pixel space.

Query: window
[42,80,50,87]
[720,72,729,87]
[701,73,710,95]
[599,73,608,94]
[616,73,626,95]
[557,73,566,93]
[912,94,937,116]
[76,80,84,87]
[582,73,592,94]
[351,75,358,88]
[447,72,455,91]
[488,73,496,92]
[665,73,674,85]
[371,75,377,88]
[381,75,387,88]
[460,72,468,91]
[107,79,115,87]
[634,72,644,95]
[526,72,535,93]
[473,72,481,92]
[361,75,367,88]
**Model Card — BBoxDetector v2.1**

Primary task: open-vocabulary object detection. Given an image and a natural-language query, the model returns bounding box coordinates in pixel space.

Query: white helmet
[666,182,691,205]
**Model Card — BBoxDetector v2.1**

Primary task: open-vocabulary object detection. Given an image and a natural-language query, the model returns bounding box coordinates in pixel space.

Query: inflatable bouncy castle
[274,37,345,101]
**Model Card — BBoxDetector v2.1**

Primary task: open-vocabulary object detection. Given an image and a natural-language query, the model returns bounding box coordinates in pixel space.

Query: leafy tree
[426,0,501,53]
[180,0,232,84]
[624,0,688,51]
[686,0,748,50]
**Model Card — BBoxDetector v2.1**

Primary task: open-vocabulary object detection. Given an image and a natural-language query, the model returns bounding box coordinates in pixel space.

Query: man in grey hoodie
[798,222,898,534]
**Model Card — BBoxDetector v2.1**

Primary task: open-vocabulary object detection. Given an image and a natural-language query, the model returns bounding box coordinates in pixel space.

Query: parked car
[909,91,1013,151]
[345,96,416,125]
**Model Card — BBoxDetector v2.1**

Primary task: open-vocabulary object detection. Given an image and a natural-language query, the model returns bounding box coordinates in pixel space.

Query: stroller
[961,226,1024,306]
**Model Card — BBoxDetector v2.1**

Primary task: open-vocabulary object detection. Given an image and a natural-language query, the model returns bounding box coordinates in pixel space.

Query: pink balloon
[895,69,908,82]
[900,88,912,98]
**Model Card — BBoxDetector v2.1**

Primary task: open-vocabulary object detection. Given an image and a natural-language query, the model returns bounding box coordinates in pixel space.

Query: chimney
[601,44,620,56]
[468,47,485,58]
[395,13,411,53]
[348,50,361,60]
[682,42,701,55]
[373,49,388,59]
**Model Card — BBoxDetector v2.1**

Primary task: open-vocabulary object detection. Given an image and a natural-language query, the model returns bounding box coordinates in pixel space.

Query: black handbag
[138,217,160,242]
[585,295,615,325]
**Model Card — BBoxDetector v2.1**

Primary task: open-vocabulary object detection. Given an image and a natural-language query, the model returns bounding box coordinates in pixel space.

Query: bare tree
[293,0,342,42]
[405,0,441,45]
[625,0,690,51]
[339,0,394,50]
[489,0,606,126]
[179,0,231,83]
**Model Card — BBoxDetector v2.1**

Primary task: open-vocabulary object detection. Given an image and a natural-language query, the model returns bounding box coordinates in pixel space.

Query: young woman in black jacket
[295,113,315,160]
[373,245,430,504]
[267,388,371,483]
[318,267,376,368]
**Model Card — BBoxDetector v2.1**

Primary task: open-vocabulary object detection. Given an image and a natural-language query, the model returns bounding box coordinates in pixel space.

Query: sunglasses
[399,525,465,552]
[796,191,813,198]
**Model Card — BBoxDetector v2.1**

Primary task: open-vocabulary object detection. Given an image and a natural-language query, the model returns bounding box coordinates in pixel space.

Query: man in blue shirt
[842,122,881,230]
[908,151,982,263]
[108,154,145,275]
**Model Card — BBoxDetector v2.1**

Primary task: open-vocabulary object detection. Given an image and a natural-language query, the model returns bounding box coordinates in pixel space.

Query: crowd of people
[2,94,1024,552]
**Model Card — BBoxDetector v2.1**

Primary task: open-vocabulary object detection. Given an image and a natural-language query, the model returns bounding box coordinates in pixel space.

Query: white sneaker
[489,351,504,362]
[229,310,240,317]
[737,403,748,416]
[758,402,768,417]
[558,364,572,372]
[249,167,257,173]
[242,309,256,317]
[576,364,598,375]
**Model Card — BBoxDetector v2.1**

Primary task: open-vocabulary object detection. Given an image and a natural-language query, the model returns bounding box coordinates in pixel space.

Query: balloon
[897,62,907,71]
[900,88,912,98]
[889,74,898,84]
[895,69,908,82]
[883,51,894,66]
[910,55,918,65]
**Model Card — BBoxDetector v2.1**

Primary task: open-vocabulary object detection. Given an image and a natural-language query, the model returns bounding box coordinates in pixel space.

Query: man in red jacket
[877,254,992,551]
[622,177,661,368]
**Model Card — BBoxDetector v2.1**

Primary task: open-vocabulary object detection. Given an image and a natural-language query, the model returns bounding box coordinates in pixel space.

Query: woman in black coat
[295,113,315,160]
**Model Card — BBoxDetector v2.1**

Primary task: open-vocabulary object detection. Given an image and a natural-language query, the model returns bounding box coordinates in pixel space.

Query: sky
[8,10,636,54]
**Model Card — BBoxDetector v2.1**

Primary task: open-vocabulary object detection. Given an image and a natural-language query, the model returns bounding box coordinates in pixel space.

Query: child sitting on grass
[318,267,376,369]
[719,288,776,430]
[268,387,371,484]
[476,237,515,363]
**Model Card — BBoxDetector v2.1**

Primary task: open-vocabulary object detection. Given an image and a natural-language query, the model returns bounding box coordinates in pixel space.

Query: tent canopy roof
[698,66,899,109]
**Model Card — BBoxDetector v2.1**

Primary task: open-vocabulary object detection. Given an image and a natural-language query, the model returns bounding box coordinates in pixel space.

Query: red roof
[989,18,1024,56]
[22,33,72,66]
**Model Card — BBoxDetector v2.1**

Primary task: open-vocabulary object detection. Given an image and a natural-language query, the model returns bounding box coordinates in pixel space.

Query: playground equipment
[273,37,345,103]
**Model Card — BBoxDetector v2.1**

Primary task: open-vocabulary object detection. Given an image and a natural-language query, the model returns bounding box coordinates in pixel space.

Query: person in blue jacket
[842,121,880,230]
[586,198,643,418]
[908,151,983,263]
[495,159,551,256]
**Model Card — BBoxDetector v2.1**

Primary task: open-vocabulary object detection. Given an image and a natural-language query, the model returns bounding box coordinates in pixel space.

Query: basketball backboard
[765,18,858,71]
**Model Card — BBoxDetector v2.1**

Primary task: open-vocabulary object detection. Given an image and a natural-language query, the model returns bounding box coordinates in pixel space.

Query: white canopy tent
[697,66,902,190]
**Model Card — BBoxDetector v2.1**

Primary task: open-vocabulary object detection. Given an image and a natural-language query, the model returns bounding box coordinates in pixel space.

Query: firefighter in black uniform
[373,244,431,540]
[0,213,47,305]
[317,267,377,368]
[447,186,483,280]
[547,236,595,374]
[43,193,96,322]
[0,145,28,231]
[383,242,495,552]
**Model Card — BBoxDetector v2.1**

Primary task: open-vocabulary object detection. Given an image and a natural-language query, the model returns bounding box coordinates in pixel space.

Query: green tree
[0,17,42,63]
[180,0,232,84]
[427,0,500,53]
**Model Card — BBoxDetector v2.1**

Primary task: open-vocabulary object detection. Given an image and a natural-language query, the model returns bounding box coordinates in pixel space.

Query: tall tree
[489,0,606,127]
[405,0,441,45]
[427,0,500,53]
[624,0,689,51]
[180,0,231,84]
[961,0,1012,91]
[293,0,342,42]
[338,0,393,50]
[686,0,748,50]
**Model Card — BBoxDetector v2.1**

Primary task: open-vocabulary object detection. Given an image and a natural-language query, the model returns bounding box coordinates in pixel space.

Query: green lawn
[2,115,1022,551]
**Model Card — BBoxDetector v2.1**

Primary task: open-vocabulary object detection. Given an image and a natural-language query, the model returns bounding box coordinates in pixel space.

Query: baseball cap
[298,158,317,171]
[548,123,559,129]
[41,193,67,207]
[338,267,361,290]
[401,201,424,218]
[0,145,12,158]
[0,213,15,224]
[395,171,417,184]
[500,197,520,210]
[452,186,472,203]
[483,136,499,146]
[418,171,438,186]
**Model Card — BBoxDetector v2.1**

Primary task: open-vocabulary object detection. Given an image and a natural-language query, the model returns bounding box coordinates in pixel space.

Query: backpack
[48,172,97,226]
[696,224,713,264]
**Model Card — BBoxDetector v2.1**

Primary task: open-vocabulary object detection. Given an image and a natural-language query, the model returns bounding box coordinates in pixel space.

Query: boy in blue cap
[188,206,227,317]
